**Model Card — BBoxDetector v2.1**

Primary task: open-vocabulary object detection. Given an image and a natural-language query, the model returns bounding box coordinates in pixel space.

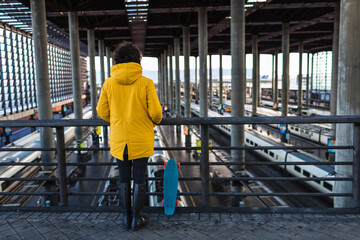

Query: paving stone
[189,213,199,221]
[0,211,359,240]
[107,212,119,220]
[0,222,13,232]
[57,212,72,220]
[66,212,81,220]
[97,212,110,220]
[41,229,66,239]
[15,229,43,240]
[76,212,90,220]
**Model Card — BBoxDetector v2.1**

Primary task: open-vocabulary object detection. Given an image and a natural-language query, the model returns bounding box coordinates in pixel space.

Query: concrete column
[252,35,258,116]
[183,26,191,118]
[331,1,340,138]
[168,46,173,111]
[87,29,97,119]
[272,54,275,103]
[198,7,208,118]
[274,48,279,105]
[30,0,55,166]
[306,53,310,107]
[209,55,212,109]
[69,12,83,142]
[334,0,360,208]
[258,53,261,106]
[298,40,303,115]
[231,0,246,207]
[98,40,105,86]
[311,54,314,102]
[157,56,162,99]
[174,38,181,116]
[106,46,112,78]
[159,53,165,105]
[195,56,198,103]
[219,49,223,106]
[282,23,290,117]
[164,50,168,106]
[98,39,108,144]
[183,26,191,146]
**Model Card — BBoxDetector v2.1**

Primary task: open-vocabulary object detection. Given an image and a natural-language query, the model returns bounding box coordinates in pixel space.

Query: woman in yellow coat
[97,42,162,231]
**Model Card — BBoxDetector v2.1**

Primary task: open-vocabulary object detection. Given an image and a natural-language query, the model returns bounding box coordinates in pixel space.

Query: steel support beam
[230,0,246,207]
[282,22,290,117]
[30,0,55,167]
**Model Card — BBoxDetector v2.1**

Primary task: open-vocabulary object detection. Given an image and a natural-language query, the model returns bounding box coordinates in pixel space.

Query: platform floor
[0,211,359,240]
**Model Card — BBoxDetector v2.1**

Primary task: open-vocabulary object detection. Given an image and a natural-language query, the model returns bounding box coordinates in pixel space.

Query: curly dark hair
[113,41,142,64]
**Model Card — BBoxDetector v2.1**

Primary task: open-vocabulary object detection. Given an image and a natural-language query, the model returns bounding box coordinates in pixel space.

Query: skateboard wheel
[176,200,179,206]
[177,162,180,168]
[162,199,164,205]
[164,162,167,168]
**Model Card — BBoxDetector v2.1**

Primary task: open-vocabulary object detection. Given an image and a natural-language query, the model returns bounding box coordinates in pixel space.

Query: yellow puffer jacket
[96,62,162,161]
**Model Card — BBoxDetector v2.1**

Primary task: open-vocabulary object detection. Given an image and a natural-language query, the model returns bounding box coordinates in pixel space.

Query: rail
[0,115,359,213]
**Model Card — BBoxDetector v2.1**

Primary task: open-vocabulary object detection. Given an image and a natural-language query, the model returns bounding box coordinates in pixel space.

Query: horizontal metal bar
[0,115,359,127]
[0,162,57,166]
[66,145,353,151]
[0,177,55,181]
[69,177,201,181]
[0,192,57,196]
[0,206,358,214]
[0,148,56,152]
[68,192,201,196]
[213,177,352,181]
[210,192,352,197]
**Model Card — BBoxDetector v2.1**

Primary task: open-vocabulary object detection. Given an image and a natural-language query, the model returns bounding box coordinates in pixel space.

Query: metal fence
[0,115,359,213]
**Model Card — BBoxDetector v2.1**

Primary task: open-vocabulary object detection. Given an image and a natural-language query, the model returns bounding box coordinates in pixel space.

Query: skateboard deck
[163,158,179,215]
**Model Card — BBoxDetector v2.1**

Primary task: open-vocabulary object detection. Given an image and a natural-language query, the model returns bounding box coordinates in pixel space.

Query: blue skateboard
[163,158,180,215]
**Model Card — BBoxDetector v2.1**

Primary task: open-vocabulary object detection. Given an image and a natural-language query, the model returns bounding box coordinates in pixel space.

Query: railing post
[56,127,68,207]
[200,124,209,206]
[353,123,360,208]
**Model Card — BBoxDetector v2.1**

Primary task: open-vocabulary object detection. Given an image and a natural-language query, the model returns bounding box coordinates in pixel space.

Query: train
[147,128,186,207]
[0,107,93,192]
[208,99,333,146]
[190,104,336,194]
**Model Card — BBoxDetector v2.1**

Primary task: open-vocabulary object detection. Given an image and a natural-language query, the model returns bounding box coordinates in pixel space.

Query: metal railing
[0,115,359,213]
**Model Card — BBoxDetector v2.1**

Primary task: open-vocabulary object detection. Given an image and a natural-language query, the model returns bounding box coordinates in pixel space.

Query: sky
[92,52,313,84]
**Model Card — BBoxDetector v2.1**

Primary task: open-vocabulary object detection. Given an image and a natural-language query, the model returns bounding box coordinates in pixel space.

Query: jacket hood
[110,62,143,85]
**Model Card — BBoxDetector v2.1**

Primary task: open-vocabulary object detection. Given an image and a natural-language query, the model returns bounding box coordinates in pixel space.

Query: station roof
[6,0,336,57]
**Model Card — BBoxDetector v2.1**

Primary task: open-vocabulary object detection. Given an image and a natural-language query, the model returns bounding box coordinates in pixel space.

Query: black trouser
[117,155,148,184]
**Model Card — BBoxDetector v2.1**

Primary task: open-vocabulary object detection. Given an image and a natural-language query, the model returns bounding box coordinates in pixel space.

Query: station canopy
[2,0,336,57]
